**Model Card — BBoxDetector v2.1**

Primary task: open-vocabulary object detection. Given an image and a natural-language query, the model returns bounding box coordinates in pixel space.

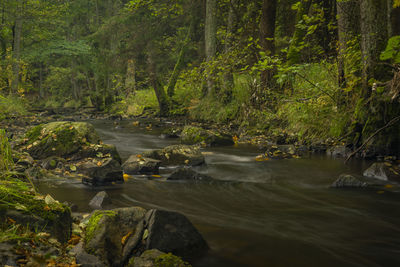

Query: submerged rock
[180,126,234,146]
[363,162,400,182]
[142,145,205,166]
[127,249,190,267]
[167,168,213,181]
[122,155,161,175]
[262,144,300,159]
[89,191,112,210]
[326,145,350,158]
[331,174,369,188]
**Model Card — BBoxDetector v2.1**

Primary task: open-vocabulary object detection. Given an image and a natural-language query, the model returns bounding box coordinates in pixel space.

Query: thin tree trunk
[11,4,22,94]
[167,18,194,97]
[125,59,136,96]
[259,0,277,89]
[287,0,312,65]
[392,3,400,36]
[147,48,170,116]
[205,0,217,95]
[360,0,389,98]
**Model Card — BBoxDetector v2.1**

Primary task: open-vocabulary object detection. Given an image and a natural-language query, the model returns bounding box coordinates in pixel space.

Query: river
[36,119,400,267]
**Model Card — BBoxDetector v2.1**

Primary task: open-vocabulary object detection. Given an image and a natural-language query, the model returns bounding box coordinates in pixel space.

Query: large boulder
[167,168,213,182]
[142,145,205,166]
[142,210,208,260]
[84,207,147,266]
[122,155,161,175]
[22,121,100,159]
[331,174,369,188]
[180,126,233,146]
[363,162,400,182]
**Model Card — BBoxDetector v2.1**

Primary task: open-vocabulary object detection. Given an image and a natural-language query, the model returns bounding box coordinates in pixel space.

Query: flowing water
[36,120,400,267]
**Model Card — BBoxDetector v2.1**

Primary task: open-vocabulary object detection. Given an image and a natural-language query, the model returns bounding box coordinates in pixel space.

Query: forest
[1,0,400,266]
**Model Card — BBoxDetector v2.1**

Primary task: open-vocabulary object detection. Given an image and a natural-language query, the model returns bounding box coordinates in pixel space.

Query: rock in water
[122,155,161,175]
[180,126,233,146]
[126,249,190,267]
[142,145,205,166]
[144,209,208,260]
[363,162,400,182]
[167,168,213,181]
[80,158,124,186]
[89,191,112,210]
[331,174,368,188]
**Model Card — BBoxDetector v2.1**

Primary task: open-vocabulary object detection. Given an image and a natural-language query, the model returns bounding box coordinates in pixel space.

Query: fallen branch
[344,115,400,164]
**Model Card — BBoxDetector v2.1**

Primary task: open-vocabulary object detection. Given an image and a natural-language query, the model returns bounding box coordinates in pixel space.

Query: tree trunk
[125,59,136,96]
[360,0,389,98]
[336,0,360,90]
[287,0,312,65]
[167,14,194,98]
[259,0,277,89]
[11,6,22,94]
[205,0,217,95]
[222,0,238,103]
[392,3,400,36]
[147,48,170,116]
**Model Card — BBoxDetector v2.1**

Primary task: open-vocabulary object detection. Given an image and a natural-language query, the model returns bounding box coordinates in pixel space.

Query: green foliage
[84,210,117,244]
[380,36,400,64]
[110,90,159,117]
[0,129,13,171]
[0,94,27,120]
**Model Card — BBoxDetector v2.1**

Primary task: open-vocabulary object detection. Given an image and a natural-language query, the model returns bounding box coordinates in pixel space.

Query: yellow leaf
[152,175,162,178]
[121,231,132,245]
[97,161,102,167]
[384,184,394,189]
[27,144,32,149]
[123,173,132,181]
[44,205,51,211]
[136,154,142,158]
[377,191,385,194]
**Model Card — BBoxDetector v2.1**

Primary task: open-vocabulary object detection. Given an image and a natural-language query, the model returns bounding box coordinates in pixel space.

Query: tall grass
[0,94,27,120]
[0,129,13,172]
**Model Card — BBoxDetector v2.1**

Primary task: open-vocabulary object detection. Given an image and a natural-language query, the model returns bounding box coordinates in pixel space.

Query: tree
[205,0,217,95]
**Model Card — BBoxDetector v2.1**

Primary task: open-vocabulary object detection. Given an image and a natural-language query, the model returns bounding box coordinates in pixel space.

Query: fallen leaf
[123,173,132,181]
[142,229,149,240]
[151,175,161,178]
[68,235,80,245]
[121,231,132,245]
[97,161,102,167]
[377,191,385,194]
[384,184,394,189]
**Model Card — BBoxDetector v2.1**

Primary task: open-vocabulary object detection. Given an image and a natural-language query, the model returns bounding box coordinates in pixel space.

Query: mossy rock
[0,179,72,242]
[127,249,191,267]
[23,121,101,159]
[180,126,233,146]
[142,145,205,166]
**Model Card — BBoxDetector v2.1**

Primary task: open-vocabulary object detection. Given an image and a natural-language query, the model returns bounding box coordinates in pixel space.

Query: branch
[344,116,400,164]
[296,72,336,102]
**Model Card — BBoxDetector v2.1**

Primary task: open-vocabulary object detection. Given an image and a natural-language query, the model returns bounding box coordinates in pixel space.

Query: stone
[79,158,124,186]
[180,126,234,146]
[84,207,147,266]
[71,144,122,164]
[0,242,19,266]
[122,155,161,175]
[70,242,106,267]
[331,174,369,188]
[89,191,112,210]
[167,168,213,181]
[41,156,65,170]
[363,162,400,182]
[142,145,205,167]
[143,209,208,260]
[22,121,101,159]
[127,249,190,267]
[326,145,350,158]
[264,145,299,159]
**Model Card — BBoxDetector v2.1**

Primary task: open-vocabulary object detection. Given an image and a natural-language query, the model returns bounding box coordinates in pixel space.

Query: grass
[0,129,14,171]
[0,94,27,120]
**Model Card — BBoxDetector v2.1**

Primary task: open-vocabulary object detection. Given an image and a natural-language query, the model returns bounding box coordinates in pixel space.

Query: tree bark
[392,3,400,36]
[287,0,312,65]
[205,0,217,95]
[259,0,277,89]
[336,0,360,90]
[360,0,389,98]
[125,59,136,96]
[11,3,23,94]
[147,48,170,116]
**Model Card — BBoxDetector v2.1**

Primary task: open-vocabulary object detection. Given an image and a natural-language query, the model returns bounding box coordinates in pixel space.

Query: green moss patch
[84,210,117,244]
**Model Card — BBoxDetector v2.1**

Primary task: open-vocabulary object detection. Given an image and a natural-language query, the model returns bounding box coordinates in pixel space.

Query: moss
[181,126,208,144]
[26,124,43,144]
[84,210,117,244]
[154,253,191,267]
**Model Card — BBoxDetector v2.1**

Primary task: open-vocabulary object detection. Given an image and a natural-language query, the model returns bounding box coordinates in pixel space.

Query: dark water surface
[36,120,400,267]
